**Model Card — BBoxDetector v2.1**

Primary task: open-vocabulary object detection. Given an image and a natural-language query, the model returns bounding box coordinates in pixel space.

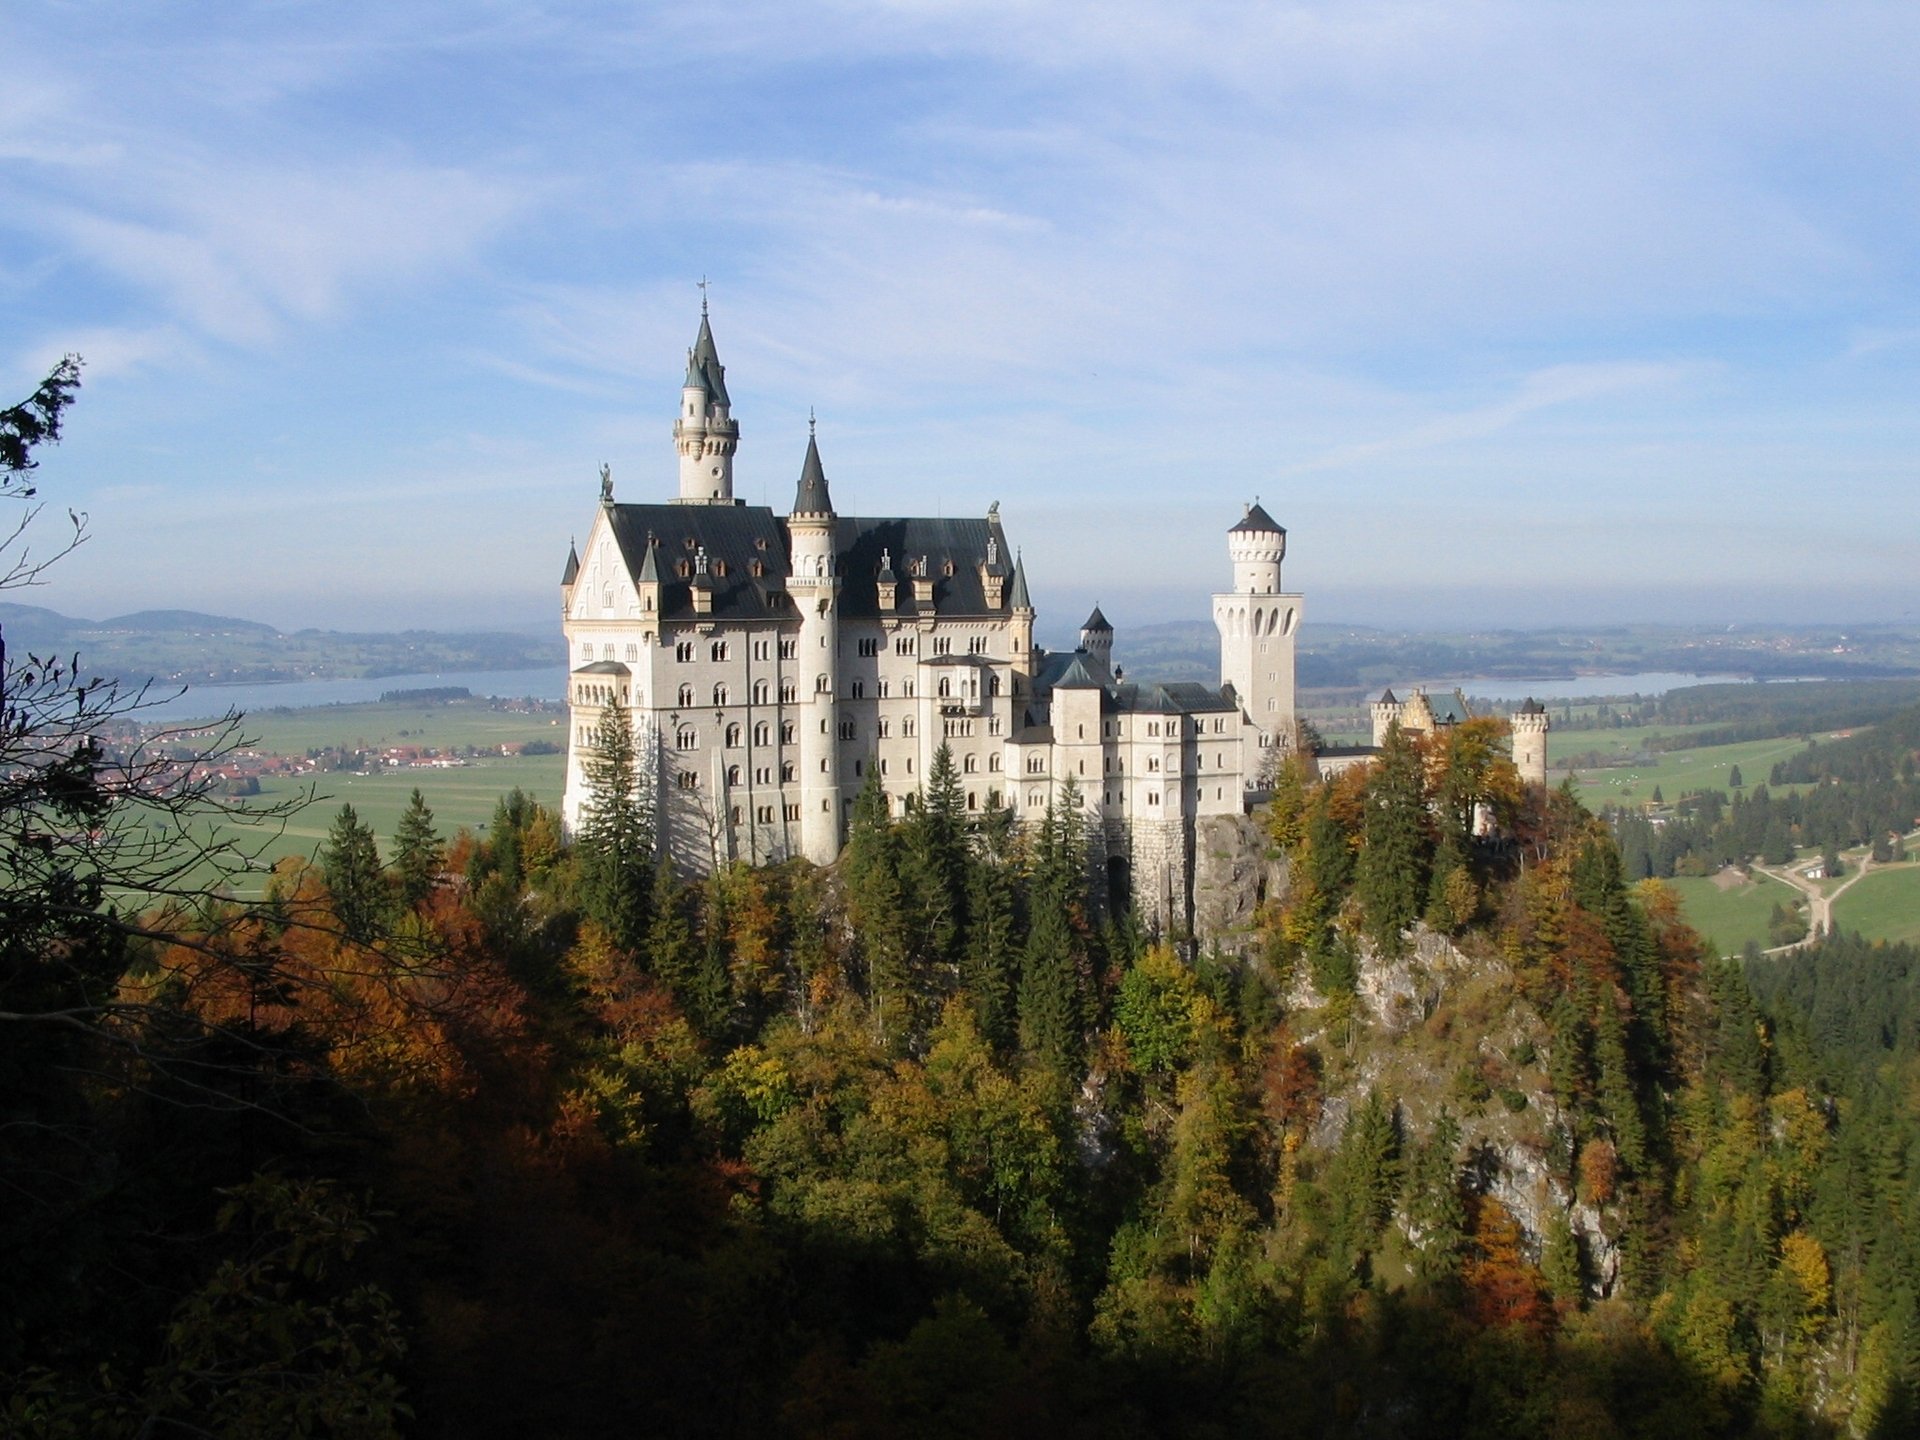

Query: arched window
[780,680,796,703]
[727,765,741,786]
[712,683,729,706]
[938,676,952,699]
[988,674,1000,697]
[753,679,770,704]
[753,721,771,745]
[710,640,729,662]
[676,728,697,751]
[781,761,796,783]
[677,684,694,707]
[989,754,1002,772]
[815,673,830,693]
[725,723,742,747]
[781,721,796,744]
[964,754,977,774]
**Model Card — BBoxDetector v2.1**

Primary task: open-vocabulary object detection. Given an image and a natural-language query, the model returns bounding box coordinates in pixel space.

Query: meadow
[1830,863,1920,947]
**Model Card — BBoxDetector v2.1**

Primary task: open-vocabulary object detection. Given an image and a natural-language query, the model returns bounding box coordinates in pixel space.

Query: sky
[4,1,1918,639]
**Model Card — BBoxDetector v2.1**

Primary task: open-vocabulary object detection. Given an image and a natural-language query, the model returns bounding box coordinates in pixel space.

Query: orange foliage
[1578,1140,1619,1207]
[1464,1196,1552,1334]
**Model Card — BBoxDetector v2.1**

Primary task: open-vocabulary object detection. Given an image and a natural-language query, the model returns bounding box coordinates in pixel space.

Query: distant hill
[96,610,278,635]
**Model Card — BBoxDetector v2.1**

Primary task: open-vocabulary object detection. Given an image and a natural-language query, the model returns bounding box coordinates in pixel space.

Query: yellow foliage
[1778,1231,1830,1335]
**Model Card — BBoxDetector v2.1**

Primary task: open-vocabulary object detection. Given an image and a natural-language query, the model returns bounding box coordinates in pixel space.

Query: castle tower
[1079,606,1113,682]
[1007,551,1035,679]
[1212,501,1302,773]
[1370,688,1401,747]
[672,300,740,504]
[1511,699,1550,786]
[789,425,842,864]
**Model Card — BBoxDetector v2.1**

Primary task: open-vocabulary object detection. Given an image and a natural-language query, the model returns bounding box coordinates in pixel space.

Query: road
[1752,829,1920,955]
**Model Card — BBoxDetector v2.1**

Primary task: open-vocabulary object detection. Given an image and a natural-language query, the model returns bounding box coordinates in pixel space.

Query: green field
[1662,873,1800,957]
[178,699,567,756]
[1563,730,1826,810]
[1831,864,1920,947]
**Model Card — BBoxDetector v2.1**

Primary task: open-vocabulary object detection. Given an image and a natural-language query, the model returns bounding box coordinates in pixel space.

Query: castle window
[714,560,728,578]
[938,677,952,699]
[725,723,742,747]
[1148,757,1160,772]
[877,679,890,698]
[902,718,915,738]
[933,636,952,656]
[754,721,771,745]
[815,674,830,693]
[750,559,764,577]
[713,684,729,706]
[988,675,1000,697]
[784,803,800,822]
[579,642,591,660]
[601,587,613,608]
[677,684,695,707]
[676,728,697,751]
[755,537,768,551]
[879,758,889,775]
[851,680,865,698]
[989,754,1001,772]
[969,635,988,655]
[903,680,915,698]
[1148,791,1159,806]
[967,792,977,810]
[1027,756,1044,774]
[755,765,771,784]
[854,760,863,777]
[727,765,741,786]
[675,641,695,662]
[753,639,771,661]
[1077,724,1084,739]
[896,637,914,656]
[780,680,796,703]
[753,679,770,704]
[877,719,891,738]
[677,772,699,790]
[942,560,954,577]
[711,641,729,662]
[625,643,639,662]
[964,754,977,774]
[757,805,774,824]
[683,536,696,550]
[781,639,797,659]
[1266,699,1277,712]
[838,720,855,741]
[1028,791,1042,808]
[988,716,1002,736]
[781,721,796,744]
[676,560,691,579]
[781,761,796,782]
[857,637,880,657]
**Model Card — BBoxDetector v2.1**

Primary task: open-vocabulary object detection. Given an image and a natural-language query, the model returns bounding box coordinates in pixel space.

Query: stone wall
[1192,811,1288,954]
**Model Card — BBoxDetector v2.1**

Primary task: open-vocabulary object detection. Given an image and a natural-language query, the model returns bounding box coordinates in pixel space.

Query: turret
[1370,689,1400,747]
[1007,550,1035,677]
[787,423,842,864]
[561,539,579,614]
[1510,699,1550,786]
[1080,606,1113,681]
[1227,501,1286,594]
[672,300,740,504]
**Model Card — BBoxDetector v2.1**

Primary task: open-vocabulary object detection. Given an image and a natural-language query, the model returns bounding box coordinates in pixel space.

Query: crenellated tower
[1079,606,1113,682]
[1213,500,1302,779]
[789,424,842,863]
[673,300,740,504]
[1510,699,1550,786]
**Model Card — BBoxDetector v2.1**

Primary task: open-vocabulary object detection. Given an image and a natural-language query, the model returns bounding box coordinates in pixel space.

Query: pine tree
[1356,723,1431,957]
[321,803,387,942]
[574,702,653,952]
[390,788,443,909]
[844,767,914,1045]
[962,798,1019,1051]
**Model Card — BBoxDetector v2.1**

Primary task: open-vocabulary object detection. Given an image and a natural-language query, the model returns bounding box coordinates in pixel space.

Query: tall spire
[792,425,834,516]
[674,292,739,503]
[1008,549,1032,610]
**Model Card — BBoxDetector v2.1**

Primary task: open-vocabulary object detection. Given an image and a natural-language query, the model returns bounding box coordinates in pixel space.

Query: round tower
[788,424,842,864]
[1227,500,1286,594]
[1079,605,1113,680]
[673,301,740,503]
[1510,699,1550,786]
[1370,689,1401,747]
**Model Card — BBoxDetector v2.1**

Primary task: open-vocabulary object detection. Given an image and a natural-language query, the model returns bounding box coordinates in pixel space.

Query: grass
[1662,873,1799,958]
[1563,730,1829,810]
[1830,863,1920,947]
[192,699,567,755]
[207,753,567,896]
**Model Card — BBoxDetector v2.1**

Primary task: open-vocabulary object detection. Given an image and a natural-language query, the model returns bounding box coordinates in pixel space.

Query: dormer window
[676,560,691,579]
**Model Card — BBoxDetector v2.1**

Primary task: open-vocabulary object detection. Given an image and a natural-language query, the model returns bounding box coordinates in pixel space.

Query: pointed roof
[1377,687,1397,705]
[1230,501,1285,535]
[1081,605,1112,634]
[691,310,729,405]
[682,348,708,392]
[1007,551,1032,610]
[561,540,579,586]
[1053,652,1103,689]
[634,533,661,585]
[792,430,834,515]
[1518,697,1547,715]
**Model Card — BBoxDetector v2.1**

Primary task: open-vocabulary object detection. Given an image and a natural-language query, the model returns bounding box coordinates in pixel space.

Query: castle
[561,305,1546,931]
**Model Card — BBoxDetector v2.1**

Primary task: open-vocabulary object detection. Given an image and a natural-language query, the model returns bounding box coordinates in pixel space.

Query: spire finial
[808,407,816,438]
[697,275,709,315]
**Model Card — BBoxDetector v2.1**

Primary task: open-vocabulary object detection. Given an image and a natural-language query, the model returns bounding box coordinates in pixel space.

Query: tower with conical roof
[1212,499,1302,780]
[673,298,741,504]
[1510,698,1550,786]
[789,422,843,863]
[1080,605,1113,681]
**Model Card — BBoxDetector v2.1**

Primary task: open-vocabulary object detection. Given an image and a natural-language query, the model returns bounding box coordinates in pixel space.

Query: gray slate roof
[562,542,580,586]
[793,433,833,515]
[1007,552,1032,609]
[690,312,729,405]
[1230,502,1284,535]
[601,503,1018,624]
[1082,606,1112,633]
[1426,692,1472,725]
[1113,681,1236,715]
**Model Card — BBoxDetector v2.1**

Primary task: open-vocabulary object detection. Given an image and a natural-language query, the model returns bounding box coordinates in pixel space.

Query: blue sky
[5,2,1918,637]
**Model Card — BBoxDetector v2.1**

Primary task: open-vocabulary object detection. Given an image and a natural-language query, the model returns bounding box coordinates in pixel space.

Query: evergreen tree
[390,788,443,909]
[574,702,653,952]
[1356,723,1431,957]
[843,766,914,1045]
[321,803,386,942]
[961,797,1019,1051]
[645,856,697,997]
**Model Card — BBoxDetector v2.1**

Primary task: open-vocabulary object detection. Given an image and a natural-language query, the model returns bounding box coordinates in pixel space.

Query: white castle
[562,305,1547,930]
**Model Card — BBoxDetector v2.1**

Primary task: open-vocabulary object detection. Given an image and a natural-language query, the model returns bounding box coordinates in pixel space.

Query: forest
[10,363,1920,1438]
